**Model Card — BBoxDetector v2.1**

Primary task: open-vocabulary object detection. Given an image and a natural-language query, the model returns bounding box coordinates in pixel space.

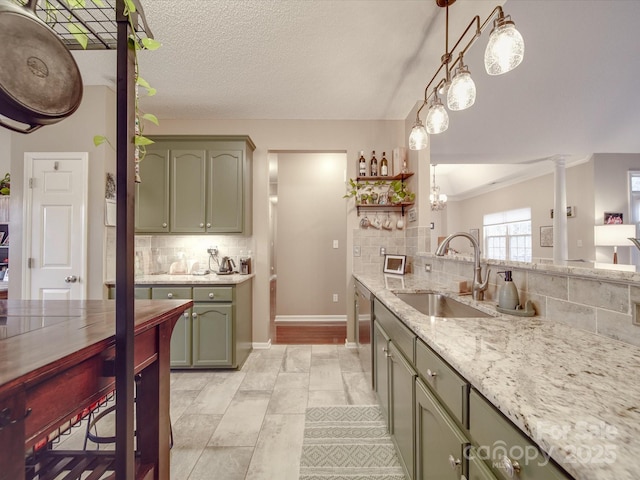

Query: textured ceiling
[72,0,640,195]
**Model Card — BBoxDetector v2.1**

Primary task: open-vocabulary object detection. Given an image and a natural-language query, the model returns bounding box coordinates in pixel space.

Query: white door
[23,152,88,300]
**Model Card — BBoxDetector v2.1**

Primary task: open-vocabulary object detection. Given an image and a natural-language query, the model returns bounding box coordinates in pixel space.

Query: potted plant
[0,173,9,196]
[388,179,415,204]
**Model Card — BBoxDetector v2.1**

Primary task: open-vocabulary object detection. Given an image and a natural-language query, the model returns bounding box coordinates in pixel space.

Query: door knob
[64,275,78,283]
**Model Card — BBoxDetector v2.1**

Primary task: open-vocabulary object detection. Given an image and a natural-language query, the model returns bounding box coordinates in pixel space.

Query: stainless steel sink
[393,292,492,318]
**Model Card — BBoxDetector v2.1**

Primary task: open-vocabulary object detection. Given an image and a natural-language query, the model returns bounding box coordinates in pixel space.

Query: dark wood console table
[0,299,192,480]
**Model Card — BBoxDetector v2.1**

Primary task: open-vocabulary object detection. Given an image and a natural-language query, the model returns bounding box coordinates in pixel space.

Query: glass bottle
[358,151,367,177]
[370,151,378,177]
[380,152,389,176]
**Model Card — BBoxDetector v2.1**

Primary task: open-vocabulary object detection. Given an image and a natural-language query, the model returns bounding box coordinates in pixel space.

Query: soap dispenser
[498,271,519,310]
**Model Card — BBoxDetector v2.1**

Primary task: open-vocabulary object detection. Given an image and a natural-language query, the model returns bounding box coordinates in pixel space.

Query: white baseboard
[344,340,357,349]
[274,315,347,323]
[252,339,272,349]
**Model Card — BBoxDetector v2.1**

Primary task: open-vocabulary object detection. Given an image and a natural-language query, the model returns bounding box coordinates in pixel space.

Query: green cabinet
[136,136,254,235]
[389,341,416,480]
[415,378,469,479]
[149,281,252,369]
[373,320,391,426]
[135,147,170,233]
[107,286,152,299]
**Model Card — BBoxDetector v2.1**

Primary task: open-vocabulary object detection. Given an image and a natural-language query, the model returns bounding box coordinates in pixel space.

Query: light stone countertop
[106,273,255,286]
[354,272,640,480]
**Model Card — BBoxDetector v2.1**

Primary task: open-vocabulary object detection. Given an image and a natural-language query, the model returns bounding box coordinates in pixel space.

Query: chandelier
[430,164,447,211]
[409,0,525,150]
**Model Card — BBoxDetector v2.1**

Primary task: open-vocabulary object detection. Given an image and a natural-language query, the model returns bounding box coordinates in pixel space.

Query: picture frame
[540,225,553,247]
[383,254,406,275]
[550,206,575,218]
[0,232,4,245]
[604,212,623,224]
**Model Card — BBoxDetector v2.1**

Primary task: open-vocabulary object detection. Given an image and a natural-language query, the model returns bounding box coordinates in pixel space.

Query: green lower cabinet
[415,378,469,480]
[388,341,416,480]
[107,287,152,299]
[466,448,499,480]
[373,321,391,428]
[170,309,192,367]
[192,303,233,367]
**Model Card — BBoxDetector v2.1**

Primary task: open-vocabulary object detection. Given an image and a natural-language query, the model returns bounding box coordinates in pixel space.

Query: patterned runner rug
[299,405,406,480]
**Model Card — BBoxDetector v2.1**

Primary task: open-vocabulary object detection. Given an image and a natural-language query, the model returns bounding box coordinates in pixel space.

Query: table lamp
[594,224,636,264]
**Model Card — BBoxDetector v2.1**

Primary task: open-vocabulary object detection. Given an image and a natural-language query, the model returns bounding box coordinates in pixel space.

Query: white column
[553,157,568,263]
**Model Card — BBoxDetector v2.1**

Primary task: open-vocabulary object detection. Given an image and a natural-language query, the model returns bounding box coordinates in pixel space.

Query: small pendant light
[447,56,476,111]
[484,13,525,75]
[426,90,449,134]
[409,119,429,150]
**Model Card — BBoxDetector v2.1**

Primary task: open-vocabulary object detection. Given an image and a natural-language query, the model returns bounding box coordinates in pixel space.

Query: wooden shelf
[356,172,414,182]
[356,202,414,217]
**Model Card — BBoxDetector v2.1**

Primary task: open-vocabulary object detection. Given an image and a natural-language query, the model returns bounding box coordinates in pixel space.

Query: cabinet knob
[183,311,190,318]
[500,455,521,478]
[167,293,173,299]
[208,292,214,299]
[192,312,198,318]
[448,454,461,470]
[199,223,205,228]
[426,368,437,378]
[162,222,168,228]
[206,223,211,228]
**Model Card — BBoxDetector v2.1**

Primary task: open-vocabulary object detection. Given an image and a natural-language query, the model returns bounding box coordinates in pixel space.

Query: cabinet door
[373,320,391,428]
[170,309,192,367]
[170,149,207,233]
[135,146,170,233]
[192,303,233,367]
[206,149,243,233]
[466,449,499,480]
[415,378,469,480]
[388,341,416,480]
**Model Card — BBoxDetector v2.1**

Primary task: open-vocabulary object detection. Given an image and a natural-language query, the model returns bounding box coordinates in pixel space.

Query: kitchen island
[0,299,192,480]
[355,272,640,480]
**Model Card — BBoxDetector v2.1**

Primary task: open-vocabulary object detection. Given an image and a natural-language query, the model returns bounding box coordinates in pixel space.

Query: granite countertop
[106,273,255,286]
[354,272,640,480]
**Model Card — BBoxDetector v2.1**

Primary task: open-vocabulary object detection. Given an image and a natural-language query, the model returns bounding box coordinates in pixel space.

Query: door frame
[22,152,89,300]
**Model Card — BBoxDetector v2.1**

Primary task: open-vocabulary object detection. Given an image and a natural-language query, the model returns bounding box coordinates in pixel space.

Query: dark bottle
[358,151,367,176]
[380,152,389,176]
[370,151,378,177]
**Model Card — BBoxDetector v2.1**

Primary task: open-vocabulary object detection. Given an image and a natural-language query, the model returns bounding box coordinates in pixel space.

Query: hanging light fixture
[408,0,524,150]
[430,164,447,211]
[426,89,449,134]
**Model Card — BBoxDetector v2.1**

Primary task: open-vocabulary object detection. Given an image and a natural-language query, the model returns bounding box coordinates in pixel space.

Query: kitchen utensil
[220,256,236,273]
[382,214,393,230]
[0,0,83,134]
[396,217,404,230]
[371,215,382,229]
[359,215,370,228]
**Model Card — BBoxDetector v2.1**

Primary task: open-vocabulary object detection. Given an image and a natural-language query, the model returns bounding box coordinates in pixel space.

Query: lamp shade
[447,65,476,111]
[594,225,636,246]
[484,18,525,75]
[426,97,449,134]
[409,120,428,150]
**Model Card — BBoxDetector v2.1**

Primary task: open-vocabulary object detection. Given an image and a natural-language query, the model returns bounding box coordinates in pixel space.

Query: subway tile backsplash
[414,253,640,348]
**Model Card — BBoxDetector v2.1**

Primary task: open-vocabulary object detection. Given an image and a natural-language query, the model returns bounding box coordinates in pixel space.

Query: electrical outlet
[425,264,432,272]
[333,294,339,302]
[353,245,361,257]
[207,246,218,255]
[380,247,386,256]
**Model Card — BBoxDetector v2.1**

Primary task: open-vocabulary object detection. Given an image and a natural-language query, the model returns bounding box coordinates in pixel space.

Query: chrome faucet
[435,232,490,301]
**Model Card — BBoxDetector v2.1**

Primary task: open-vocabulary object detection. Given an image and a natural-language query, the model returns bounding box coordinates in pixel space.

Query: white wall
[9,86,116,300]
[443,160,596,262]
[0,129,10,175]
[275,152,347,318]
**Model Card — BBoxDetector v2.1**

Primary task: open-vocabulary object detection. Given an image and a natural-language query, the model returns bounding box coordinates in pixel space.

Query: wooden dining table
[0,298,192,480]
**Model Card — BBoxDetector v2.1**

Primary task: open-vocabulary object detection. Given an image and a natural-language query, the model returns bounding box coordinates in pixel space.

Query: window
[483,208,532,262]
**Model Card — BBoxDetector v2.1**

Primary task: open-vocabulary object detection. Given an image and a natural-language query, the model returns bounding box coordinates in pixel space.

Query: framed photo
[604,212,623,224]
[383,254,406,275]
[378,192,388,205]
[540,225,553,247]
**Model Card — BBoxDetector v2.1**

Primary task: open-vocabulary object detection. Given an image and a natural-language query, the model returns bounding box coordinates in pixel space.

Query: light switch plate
[353,246,361,257]
[333,240,339,249]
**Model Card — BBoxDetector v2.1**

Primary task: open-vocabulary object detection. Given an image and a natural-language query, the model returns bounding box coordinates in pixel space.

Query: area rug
[299,405,406,480]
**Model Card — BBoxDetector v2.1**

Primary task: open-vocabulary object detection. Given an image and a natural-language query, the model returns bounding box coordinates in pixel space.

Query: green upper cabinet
[171,149,208,233]
[135,146,170,233]
[135,135,255,235]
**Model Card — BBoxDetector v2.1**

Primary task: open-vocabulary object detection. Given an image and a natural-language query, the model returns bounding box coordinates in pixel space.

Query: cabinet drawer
[374,298,415,362]
[151,287,192,300]
[416,338,468,426]
[108,287,152,299]
[466,448,498,480]
[193,286,233,302]
[469,390,570,480]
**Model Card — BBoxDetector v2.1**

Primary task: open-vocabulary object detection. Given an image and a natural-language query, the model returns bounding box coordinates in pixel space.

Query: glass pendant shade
[409,120,429,150]
[484,18,525,75]
[426,97,449,134]
[447,64,476,111]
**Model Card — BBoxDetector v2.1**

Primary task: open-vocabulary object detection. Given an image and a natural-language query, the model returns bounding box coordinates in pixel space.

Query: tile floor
[57,344,378,479]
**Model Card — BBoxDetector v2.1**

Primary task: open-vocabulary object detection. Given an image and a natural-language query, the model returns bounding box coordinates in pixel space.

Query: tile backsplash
[133,235,255,276]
